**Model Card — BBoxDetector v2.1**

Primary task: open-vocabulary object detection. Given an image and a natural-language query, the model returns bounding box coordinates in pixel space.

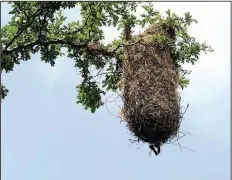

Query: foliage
[139,6,213,89]
[1,84,9,101]
[1,2,213,112]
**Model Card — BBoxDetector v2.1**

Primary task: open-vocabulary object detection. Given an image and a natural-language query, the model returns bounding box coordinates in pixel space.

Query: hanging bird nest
[121,23,181,148]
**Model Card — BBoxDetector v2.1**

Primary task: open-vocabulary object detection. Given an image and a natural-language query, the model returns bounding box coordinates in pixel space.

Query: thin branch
[180,103,189,119]
[67,14,90,35]
[105,94,118,117]
[171,142,198,153]
[16,3,29,20]
[5,8,43,50]
[3,39,84,55]
[109,37,144,54]
[90,72,109,80]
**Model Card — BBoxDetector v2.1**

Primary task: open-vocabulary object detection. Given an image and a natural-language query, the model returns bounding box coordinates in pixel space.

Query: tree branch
[5,8,43,50]
[15,3,29,20]
[2,38,116,58]
[3,39,84,54]
[67,14,90,35]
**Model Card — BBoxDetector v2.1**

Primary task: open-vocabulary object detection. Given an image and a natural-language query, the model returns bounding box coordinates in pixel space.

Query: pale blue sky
[1,2,230,180]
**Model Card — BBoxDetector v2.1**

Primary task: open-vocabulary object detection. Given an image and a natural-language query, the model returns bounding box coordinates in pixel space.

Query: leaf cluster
[1,2,213,112]
[137,6,213,89]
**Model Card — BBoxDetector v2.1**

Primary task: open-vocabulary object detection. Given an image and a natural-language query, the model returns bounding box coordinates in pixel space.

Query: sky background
[1,2,230,180]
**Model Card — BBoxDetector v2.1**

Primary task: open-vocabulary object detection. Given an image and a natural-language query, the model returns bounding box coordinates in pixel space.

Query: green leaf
[1,2,213,112]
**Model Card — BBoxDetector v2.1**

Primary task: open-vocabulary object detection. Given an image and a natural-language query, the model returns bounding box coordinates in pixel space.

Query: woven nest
[122,24,181,147]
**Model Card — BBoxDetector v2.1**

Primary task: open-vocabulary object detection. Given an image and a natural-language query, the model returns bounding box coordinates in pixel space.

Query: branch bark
[2,38,116,58]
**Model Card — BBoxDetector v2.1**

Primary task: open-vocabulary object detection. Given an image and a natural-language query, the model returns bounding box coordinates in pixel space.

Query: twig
[105,94,118,117]
[67,14,90,35]
[15,3,29,20]
[90,72,110,80]
[171,142,198,153]
[180,103,189,119]
[5,8,43,50]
